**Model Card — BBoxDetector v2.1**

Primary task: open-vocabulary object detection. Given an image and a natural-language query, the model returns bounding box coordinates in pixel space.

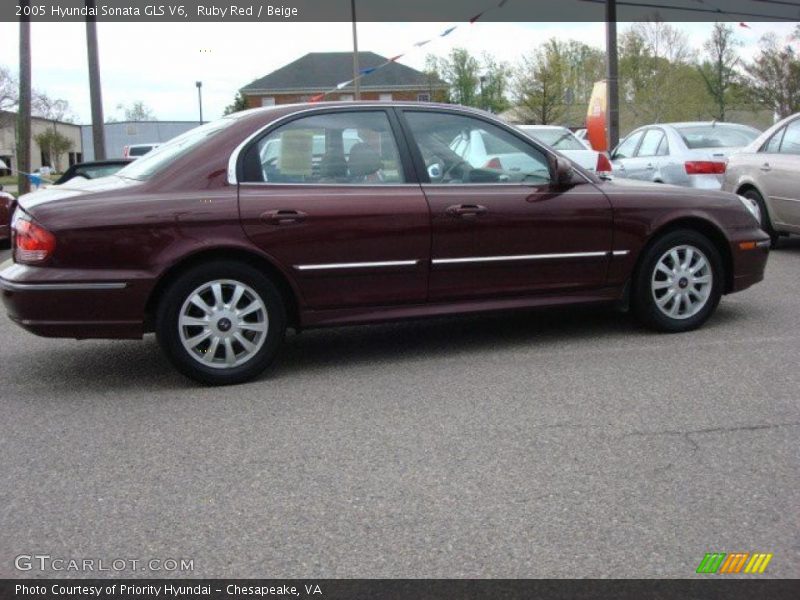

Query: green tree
[223,91,248,115]
[117,100,156,121]
[438,48,481,107]
[697,23,742,121]
[479,54,511,113]
[513,39,568,124]
[33,128,73,172]
[744,30,800,118]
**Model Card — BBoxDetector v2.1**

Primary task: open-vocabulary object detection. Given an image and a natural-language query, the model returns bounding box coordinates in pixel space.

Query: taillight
[596,153,613,174]
[484,157,503,170]
[685,161,726,175]
[13,212,56,263]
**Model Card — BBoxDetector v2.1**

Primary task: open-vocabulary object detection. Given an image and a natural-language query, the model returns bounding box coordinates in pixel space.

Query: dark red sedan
[0,103,769,385]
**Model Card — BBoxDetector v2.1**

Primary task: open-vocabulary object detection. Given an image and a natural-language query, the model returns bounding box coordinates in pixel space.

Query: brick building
[240,52,448,107]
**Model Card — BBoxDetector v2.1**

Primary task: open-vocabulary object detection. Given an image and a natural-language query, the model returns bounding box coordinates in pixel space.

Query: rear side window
[761,127,785,153]
[636,129,665,157]
[241,111,405,184]
[675,125,760,149]
[128,146,152,157]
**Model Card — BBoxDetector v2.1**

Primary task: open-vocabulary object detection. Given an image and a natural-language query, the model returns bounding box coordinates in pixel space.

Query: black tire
[741,188,779,248]
[156,260,286,385]
[633,229,723,333]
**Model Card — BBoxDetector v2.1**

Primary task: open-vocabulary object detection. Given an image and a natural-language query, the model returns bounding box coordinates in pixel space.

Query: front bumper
[727,227,770,293]
[0,260,150,339]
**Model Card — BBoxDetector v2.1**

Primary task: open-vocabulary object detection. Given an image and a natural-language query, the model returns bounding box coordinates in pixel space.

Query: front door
[399,109,613,302]
[237,109,430,310]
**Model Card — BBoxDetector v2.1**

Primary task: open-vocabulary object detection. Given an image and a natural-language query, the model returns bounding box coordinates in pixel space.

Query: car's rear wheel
[741,188,778,247]
[633,230,723,332]
[156,261,286,385]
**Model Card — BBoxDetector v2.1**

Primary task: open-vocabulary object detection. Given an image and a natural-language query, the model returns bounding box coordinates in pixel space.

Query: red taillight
[13,212,56,263]
[484,157,503,170]
[596,153,613,174]
[685,160,726,175]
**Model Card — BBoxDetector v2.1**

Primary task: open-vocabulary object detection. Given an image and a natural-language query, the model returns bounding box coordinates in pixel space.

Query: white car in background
[517,125,612,175]
[609,122,760,189]
[123,143,160,159]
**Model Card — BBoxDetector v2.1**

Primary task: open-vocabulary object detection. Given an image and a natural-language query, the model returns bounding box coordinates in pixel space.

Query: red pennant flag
[739,22,751,29]
[388,54,404,62]
[470,11,485,24]
[309,93,325,103]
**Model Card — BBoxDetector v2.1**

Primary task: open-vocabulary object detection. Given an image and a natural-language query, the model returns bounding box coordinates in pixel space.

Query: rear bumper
[727,227,770,294]
[0,261,150,339]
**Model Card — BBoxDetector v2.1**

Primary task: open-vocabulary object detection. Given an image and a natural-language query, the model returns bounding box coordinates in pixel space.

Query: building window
[261,97,276,107]
[126,124,137,135]
[379,93,392,101]
[417,93,431,102]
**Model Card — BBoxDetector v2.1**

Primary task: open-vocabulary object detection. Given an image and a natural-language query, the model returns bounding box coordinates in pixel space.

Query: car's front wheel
[633,230,723,332]
[156,261,286,385]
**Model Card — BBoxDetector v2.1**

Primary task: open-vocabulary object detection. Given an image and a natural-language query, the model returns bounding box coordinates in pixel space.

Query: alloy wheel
[651,245,713,320]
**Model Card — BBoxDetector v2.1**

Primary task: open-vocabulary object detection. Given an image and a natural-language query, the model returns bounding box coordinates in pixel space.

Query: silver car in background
[610,122,760,189]
[724,112,800,246]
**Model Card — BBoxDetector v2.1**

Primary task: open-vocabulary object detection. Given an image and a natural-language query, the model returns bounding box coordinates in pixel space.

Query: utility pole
[351,0,360,100]
[17,0,32,195]
[86,0,106,160]
[196,81,203,124]
[605,0,620,150]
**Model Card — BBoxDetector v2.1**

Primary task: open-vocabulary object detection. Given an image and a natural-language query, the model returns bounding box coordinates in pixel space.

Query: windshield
[117,117,243,180]
[675,124,760,149]
[521,127,586,151]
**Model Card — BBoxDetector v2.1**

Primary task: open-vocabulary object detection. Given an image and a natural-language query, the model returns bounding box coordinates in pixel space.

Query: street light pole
[605,0,620,150]
[18,0,32,194]
[351,0,360,100]
[196,81,203,124]
[85,0,106,160]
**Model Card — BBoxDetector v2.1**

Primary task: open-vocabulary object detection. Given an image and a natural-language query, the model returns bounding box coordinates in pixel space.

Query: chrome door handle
[760,163,771,172]
[261,209,307,224]
[446,204,487,218]
[645,163,654,169]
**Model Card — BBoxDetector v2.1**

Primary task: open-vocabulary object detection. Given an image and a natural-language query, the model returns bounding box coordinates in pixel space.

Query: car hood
[17,175,140,212]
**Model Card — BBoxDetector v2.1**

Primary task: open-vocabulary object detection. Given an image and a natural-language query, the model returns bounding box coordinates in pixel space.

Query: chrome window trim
[294,260,419,271]
[0,280,127,292]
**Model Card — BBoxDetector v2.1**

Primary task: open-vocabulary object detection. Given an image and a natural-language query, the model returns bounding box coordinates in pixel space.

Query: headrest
[348,142,383,177]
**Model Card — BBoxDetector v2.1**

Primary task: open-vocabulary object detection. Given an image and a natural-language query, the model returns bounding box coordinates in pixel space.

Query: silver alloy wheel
[178,279,269,369]
[651,245,713,320]
[745,196,762,225]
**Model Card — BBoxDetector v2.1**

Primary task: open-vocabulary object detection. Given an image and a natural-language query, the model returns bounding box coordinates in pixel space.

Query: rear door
[237,108,430,310]
[609,130,644,180]
[399,108,613,302]
[625,128,665,181]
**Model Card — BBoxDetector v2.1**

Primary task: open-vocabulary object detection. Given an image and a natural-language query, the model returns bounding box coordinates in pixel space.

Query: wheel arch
[733,181,775,224]
[633,217,734,295]
[144,247,302,331]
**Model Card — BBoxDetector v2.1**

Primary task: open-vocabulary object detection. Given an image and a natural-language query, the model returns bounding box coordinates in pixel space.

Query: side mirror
[427,163,442,180]
[554,157,573,185]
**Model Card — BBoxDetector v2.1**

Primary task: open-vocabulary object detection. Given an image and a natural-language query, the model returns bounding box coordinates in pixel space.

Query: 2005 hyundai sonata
[1,103,770,384]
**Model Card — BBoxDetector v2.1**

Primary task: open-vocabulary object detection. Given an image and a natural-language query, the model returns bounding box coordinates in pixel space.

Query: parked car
[123,143,160,159]
[517,124,612,175]
[610,122,761,189]
[723,112,800,246]
[54,159,133,185]
[0,185,15,244]
[573,128,592,149]
[0,103,769,385]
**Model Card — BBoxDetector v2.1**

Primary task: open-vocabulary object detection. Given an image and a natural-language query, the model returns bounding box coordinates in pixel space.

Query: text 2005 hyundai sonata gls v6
[1,103,769,385]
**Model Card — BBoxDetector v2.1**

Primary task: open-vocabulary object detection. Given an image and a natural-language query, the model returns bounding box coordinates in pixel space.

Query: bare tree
[698,23,742,121]
[513,39,568,124]
[744,31,800,119]
[117,100,156,121]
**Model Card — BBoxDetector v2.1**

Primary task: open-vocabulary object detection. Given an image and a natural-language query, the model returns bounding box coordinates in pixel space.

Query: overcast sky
[0,20,796,123]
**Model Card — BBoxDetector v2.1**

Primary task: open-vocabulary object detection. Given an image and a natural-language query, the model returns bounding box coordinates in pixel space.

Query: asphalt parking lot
[0,241,798,579]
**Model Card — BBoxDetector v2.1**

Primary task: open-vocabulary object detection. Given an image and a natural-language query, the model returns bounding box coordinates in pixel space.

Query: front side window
[778,119,800,155]
[241,111,405,184]
[404,111,551,185]
[613,131,644,159]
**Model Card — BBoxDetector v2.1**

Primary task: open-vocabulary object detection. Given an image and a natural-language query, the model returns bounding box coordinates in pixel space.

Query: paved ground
[0,241,798,579]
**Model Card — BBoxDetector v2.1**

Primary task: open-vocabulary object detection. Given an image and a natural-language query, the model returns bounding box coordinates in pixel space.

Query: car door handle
[645,163,654,170]
[760,163,771,172]
[261,209,307,224]
[446,204,487,218]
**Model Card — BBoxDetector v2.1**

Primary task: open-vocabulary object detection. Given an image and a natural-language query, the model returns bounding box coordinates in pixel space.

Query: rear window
[479,131,520,155]
[128,146,153,156]
[675,124,760,149]
[521,128,586,151]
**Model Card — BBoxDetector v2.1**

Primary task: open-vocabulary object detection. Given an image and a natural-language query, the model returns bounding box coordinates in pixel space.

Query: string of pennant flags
[309,0,510,102]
